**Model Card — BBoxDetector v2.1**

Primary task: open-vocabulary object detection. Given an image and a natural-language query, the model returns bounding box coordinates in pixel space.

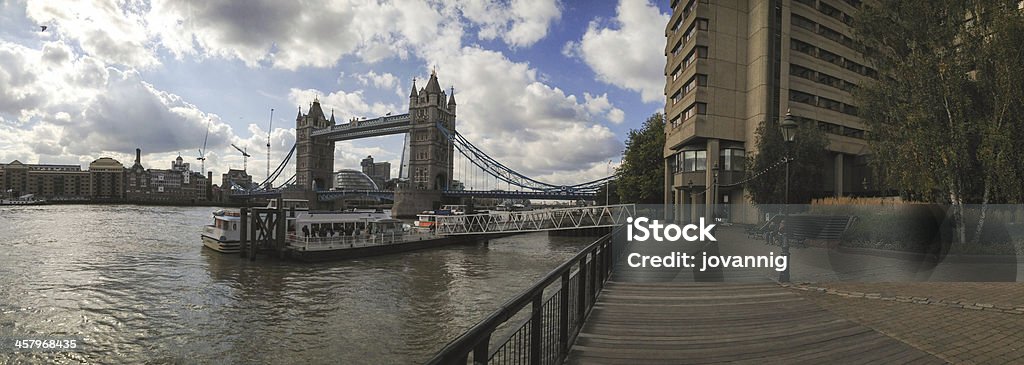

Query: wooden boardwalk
[566,282,945,364]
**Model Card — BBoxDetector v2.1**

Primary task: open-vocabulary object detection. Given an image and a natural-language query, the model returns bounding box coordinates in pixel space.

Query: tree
[615,113,665,204]
[854,0,1024,243]
[745,118,829,207]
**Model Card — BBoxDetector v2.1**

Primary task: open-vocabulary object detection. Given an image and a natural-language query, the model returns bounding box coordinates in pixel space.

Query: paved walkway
[566,282,944,364]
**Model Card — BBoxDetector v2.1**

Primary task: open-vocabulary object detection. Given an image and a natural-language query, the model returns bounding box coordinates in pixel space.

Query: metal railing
[425,227,624,365]
[436,204,635,236]
[285,231,437,251]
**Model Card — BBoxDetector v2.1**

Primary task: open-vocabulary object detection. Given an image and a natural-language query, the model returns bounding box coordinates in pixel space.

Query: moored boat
[201,210,242,253]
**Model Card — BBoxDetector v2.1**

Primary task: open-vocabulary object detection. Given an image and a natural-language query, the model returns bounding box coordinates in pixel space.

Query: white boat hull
[202,234,240,253]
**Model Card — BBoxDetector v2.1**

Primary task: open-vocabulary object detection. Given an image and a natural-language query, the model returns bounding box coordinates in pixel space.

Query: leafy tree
[615,113,665,204]
[854,0,1024,243]
[745,118,829,207]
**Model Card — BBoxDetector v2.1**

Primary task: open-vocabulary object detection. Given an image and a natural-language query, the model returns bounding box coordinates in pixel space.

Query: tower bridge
[232,70,613,217]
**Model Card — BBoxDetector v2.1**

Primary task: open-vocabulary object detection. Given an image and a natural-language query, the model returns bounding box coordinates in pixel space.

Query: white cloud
[564,0,667,103]
[356,71,400,90]
[25,0,160,68]
[287,88,401,122]
[456,0,561,48]
[414,47,623,184]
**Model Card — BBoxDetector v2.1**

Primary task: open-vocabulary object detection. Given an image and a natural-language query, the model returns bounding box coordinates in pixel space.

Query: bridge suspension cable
[436,122,613,193]
[257,143,296,188]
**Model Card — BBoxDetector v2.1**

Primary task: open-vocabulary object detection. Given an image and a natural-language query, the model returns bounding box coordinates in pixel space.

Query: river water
[0,205,595,364]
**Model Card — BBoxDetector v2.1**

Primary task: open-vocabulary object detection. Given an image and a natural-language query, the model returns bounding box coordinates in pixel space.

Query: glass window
[792,14,816,32]
[791,38,815,55]
[694,151,707,171]
[790,90,816,105]
[696,18,709,30]
[720,149,746,171]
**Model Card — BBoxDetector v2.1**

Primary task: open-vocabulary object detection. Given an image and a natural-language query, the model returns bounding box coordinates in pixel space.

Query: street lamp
[687,180,694,222]
[779,110,798,283]
[712,162,719,223]
[605,160,612,205]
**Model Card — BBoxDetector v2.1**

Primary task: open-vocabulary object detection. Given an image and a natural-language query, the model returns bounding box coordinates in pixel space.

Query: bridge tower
[393,70,457,217]
[295,99,336,192]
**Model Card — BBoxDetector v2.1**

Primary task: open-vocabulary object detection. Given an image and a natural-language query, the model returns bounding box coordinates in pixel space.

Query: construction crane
[231,143,251,172]
[266,108,274,189]
[197,119,210,175]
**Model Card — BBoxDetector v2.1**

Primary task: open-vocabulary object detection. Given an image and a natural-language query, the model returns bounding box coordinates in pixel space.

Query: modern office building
[360,155,392,189]
[663,0,875,223]
[334,169,379,190]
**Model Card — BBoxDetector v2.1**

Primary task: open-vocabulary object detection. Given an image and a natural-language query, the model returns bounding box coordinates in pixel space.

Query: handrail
[425,226,623,365]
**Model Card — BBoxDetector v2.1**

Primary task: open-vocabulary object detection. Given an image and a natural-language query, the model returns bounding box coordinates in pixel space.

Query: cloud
[356,71,400,90]
[413,47,624,184]
[563,0,667,103]
[25,0,160,68]
[456,0,561,48]
[287,88,401,122]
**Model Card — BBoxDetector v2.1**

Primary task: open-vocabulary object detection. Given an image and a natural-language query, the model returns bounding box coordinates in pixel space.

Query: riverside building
[663,0,876,223]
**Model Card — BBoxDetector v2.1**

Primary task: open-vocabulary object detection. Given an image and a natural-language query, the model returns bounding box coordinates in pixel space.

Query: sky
[0,0,671,189]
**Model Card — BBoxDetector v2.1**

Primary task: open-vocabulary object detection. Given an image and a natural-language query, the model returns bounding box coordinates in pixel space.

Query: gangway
[435,204,635,235]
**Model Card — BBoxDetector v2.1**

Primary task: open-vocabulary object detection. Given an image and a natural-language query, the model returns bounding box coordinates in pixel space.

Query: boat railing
[286,231,437,251]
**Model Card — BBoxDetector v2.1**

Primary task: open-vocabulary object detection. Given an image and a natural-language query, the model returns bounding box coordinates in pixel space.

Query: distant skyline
[0,0,670,188]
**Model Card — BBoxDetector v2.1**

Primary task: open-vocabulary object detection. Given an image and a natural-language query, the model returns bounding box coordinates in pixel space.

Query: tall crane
[197,119,210,175]
[231,143,251,172]
[266,108,274,189]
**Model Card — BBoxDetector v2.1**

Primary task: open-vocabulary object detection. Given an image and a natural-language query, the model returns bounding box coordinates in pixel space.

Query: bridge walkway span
[435,204,635,236]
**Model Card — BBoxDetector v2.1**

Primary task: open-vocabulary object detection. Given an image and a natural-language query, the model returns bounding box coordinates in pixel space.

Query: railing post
[530,294,542,365]
[577,256,587,325]
[559,271,570,362]
[473,334,489,365]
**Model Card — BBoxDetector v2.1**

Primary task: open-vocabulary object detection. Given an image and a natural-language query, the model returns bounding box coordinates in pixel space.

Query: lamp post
[605,160,612,205]
[779,110,798,283]
[687,180,694,222]
[712,162,719,223]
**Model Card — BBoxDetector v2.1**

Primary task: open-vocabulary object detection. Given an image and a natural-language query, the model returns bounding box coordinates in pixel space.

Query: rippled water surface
[0,205,593,364]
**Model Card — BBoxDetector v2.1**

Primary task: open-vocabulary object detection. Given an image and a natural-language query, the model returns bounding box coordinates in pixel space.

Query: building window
[817,72,842,88]
[842,104,859,116]
[671,40,683,56]
[790,90,816,105]
[670,15,684,32]
[696,18,709,30]
[671,89,683,105]
[671,65,683,81]
[818,2,844,20]
[683,46,708,68]
[843,59,863,74]
[683,74,707,95]
[790,64,815,80]
[791,38,815,55]
[818,96,842,111]
[680,150,707,172]
[669,114,682,128]
[818,25,844,43]
[794,0,815,7]
[683,102,707,120]
[792,14,816,32]
[817,48,842,65]
[720,149,745,171]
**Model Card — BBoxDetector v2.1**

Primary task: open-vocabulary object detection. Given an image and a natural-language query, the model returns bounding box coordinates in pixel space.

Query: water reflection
[0,205,593,364]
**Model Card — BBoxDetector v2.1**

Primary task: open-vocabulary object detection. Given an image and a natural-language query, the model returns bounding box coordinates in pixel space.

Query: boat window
[233,223,237,230]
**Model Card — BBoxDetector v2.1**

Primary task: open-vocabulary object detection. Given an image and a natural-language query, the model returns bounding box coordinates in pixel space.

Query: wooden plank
[565,282,945,363]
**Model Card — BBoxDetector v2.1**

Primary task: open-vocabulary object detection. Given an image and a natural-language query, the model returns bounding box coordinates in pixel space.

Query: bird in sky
[40,25,47,32]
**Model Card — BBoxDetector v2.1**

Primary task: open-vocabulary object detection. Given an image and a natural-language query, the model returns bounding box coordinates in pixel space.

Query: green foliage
[854,0,1024,204]
[745,118,829,206]
[615,113,665,204]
